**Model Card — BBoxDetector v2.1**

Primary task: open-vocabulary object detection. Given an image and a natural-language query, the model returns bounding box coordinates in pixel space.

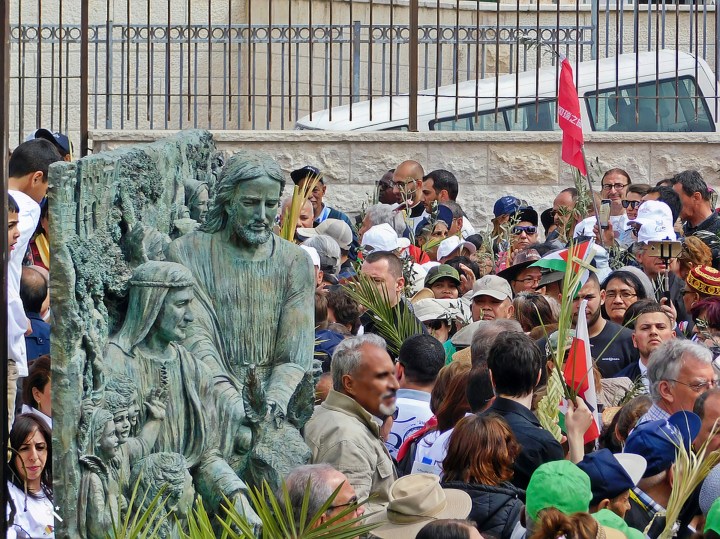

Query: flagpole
[580,145,604,248]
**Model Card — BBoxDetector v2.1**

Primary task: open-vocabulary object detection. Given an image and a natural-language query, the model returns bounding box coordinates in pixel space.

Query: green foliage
[280,174,321,242]
[111,476,379,539]
[343,271,423,356]
[183,481,379,539]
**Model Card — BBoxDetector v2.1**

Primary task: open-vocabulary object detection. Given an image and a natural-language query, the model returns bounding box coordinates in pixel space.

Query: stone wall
[91,129,720,235]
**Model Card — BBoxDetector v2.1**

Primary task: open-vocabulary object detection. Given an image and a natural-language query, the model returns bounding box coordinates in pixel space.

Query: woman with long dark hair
[7,413,55,538]
[441,414,525,539]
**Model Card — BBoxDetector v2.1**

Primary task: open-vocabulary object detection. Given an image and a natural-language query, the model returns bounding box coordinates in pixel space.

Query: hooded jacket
[441,481,525,539]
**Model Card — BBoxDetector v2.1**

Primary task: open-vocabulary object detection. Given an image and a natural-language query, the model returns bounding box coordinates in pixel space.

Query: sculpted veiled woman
[104,260,257,522]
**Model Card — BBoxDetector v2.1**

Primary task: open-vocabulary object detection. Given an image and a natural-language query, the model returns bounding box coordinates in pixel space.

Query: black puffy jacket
[441,481,525,539]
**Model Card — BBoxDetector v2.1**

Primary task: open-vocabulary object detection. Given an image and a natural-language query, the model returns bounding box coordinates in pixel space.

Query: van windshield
[585,76,714,132]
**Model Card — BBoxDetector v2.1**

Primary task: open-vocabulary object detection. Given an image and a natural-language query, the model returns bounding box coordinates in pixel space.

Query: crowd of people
[285,161,720,538]
[6,137,720,538]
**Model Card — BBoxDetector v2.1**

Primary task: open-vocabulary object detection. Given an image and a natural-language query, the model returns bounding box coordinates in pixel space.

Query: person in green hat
[705,497,720,537]
[425,264,462,300]
[593,508,645,539]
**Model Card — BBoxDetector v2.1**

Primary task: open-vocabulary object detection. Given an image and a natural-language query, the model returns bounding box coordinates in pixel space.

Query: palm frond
[280,174,321,242]
[654,420,720,538]
[343,271,423,356]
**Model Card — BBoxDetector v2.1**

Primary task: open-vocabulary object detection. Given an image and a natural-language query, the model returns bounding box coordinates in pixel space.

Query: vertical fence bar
[266,0,272,128]
[126,0,130,123]
[17,0,23,139]
[0,0,11,523]
[308,0,313,120]
[207,0,212,129]
[328,0,333,120]
[368,0,373,120]
[287,0,292,126]
[165,0,171,128]
[454,0,459,120]
[435,0,440,122]
[80,0,88,155]
[389,0,393,119]
[35,0,41,128]
[409,0,418,131]
[590,0,598,60]
[105,0,113,129]
[352,19,360,105]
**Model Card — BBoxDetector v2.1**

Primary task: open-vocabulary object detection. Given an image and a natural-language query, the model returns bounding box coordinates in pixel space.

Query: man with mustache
[304,334,399,513]
[613,303,676,392]
[167,151,315,484]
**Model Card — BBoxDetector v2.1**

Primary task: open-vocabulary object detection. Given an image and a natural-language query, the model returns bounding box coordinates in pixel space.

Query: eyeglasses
[621,200,642,209]
[511,225,538,235]
[513,276,541,285]
[604,291,638,300]
[329,496,359,511]
[668,379,719,393]
[602,182,629,191]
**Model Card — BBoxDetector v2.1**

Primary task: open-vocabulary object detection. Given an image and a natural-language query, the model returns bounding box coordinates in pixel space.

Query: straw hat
[368,474,472,539]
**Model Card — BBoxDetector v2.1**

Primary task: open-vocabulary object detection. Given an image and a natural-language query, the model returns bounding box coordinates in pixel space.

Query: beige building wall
[9,0,716,147]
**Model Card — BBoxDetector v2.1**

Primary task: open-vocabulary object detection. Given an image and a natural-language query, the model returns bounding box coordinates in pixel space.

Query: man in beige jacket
[304,334,399,513]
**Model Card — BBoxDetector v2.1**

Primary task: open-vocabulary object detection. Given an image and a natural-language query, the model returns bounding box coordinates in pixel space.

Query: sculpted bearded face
[229,175,282,246]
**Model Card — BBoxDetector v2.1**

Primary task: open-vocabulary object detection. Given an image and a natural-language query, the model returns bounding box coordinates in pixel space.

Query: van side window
[508,101,559,131]
[585,76,714,132]
[430,110,507,131]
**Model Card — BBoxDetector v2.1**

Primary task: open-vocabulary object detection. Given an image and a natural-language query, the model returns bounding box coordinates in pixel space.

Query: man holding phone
[629,200,689,325]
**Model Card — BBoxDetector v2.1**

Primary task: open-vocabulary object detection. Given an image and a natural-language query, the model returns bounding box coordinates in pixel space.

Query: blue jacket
[25,312,50,361]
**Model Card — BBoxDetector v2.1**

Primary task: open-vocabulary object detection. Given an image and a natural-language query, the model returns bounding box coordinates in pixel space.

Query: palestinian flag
[558,298,602,444]
[531,239,594,274]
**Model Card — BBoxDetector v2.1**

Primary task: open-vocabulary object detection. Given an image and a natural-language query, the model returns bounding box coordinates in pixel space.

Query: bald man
[393,160,428,233]
[279,197,315,241]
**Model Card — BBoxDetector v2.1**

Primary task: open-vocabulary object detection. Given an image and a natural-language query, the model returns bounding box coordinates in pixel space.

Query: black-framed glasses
[668,379,719,393]
[622,200,642,209]
[602,182,628,191]
[329,496,359,511]
[513,275,541,286]
[511,225,538,235]
[605,291,638,300]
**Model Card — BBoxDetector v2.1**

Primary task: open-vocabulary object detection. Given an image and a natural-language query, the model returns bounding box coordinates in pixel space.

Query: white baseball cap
[300,245,321,267]
[437,236,477,261]
[297,218,353,251]
[627,200,675,243]
[362,223,411,252]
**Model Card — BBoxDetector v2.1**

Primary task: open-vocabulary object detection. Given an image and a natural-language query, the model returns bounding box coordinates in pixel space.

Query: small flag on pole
[560,299,601,444]
[557,55,588,176]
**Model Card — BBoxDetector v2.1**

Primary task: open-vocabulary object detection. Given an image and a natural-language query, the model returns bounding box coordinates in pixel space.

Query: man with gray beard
[167,151,315,482]
[304,334,399,513]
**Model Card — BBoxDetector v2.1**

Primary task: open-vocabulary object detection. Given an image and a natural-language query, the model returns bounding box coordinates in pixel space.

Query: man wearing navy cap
[577,448,647,518]
[27,128,73,161]
[624,410,702,533]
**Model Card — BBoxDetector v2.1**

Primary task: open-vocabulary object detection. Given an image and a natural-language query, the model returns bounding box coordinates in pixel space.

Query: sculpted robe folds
[167,232,315,463]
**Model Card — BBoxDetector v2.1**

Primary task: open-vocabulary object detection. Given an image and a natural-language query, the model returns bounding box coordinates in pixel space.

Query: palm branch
[343,271,423,356]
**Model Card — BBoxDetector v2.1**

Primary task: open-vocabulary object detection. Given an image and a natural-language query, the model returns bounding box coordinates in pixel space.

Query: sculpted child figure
[77,407,123,539]
[104,260,259,527]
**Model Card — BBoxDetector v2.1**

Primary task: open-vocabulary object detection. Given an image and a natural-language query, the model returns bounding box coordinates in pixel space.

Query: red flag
[562,299,601,444]
[557,57,587,176]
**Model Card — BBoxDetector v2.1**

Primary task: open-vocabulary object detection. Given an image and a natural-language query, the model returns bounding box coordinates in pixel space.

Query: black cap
[291,165,322,185]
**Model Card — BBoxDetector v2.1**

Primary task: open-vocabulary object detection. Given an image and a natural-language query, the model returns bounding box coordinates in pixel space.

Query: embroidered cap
[686,265,720,297]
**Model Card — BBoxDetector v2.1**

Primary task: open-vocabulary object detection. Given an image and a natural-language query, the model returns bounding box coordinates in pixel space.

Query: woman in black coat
[441,413,525,539]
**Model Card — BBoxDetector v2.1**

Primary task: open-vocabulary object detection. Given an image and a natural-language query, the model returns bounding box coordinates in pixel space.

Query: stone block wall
[91,129,720,237]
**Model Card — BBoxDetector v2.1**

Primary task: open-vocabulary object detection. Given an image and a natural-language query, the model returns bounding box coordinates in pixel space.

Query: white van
[295,50,719,133]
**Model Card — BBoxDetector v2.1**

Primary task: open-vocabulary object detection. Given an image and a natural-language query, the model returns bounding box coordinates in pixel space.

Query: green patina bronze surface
[49,130,315,537]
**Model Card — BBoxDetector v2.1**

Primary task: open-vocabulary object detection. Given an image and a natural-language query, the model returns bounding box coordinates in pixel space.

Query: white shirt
[7,190,41,376]
[6,481,55,538]
[414,411,474,474]
[461,218,477,239]
[386,389,432,459]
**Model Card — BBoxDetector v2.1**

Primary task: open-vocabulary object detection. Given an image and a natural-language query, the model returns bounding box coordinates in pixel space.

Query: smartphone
[599,199,611,229]
[646,240,683,260]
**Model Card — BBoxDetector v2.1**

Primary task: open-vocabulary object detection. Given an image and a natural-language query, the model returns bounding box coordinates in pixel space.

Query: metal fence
[7,0,720,154]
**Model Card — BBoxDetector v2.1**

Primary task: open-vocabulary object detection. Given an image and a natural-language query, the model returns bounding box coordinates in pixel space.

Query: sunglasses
[511,225,538,235]
[622,200,642,209]
[423,319,445,331]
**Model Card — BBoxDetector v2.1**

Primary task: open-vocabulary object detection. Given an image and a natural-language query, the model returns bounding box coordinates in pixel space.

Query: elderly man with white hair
[304,334,399,513]
[639,339,718,424]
